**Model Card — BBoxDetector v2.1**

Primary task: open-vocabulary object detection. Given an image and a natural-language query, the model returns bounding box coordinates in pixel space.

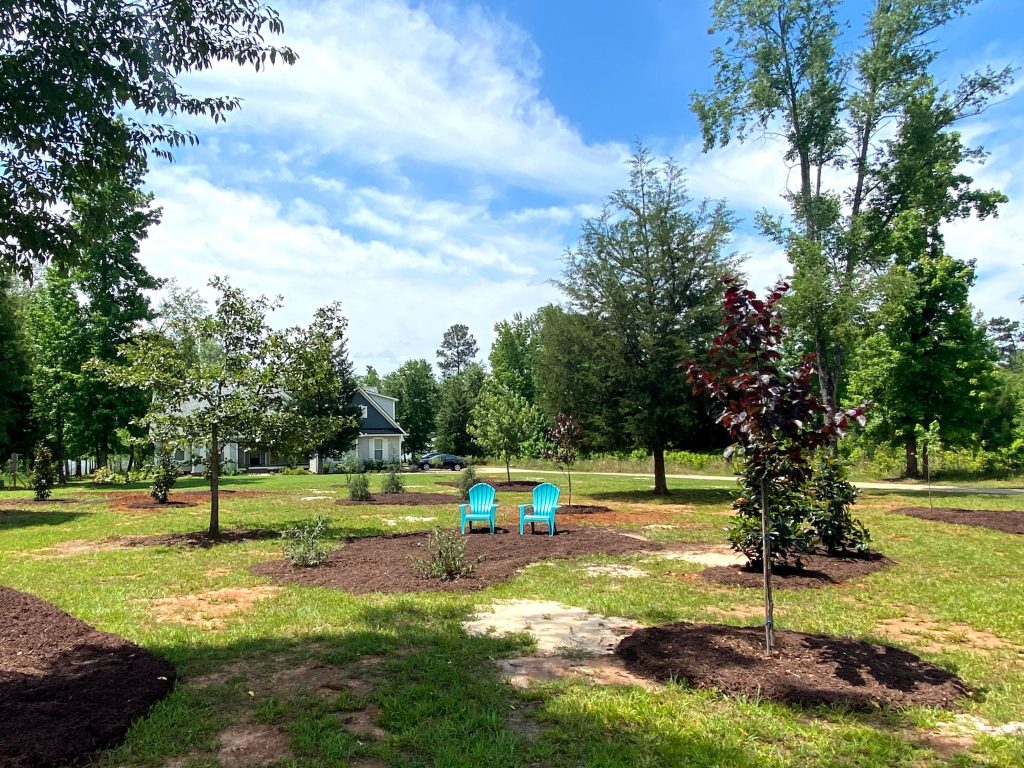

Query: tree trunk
[96,445,108,470]
[75,459,82,479]
[905,432,919,478]
[922,442,930,481]
[55,409,67,485]
[126,446,135,479]
[652,444,669,495]
[209,423,220,538]
[567,469,573,509]
[760,476,775,655]
[505,456,511,483]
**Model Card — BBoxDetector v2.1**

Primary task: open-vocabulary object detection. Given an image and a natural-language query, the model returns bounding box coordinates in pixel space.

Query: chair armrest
[518,503,532,513]
[459,504,467,513]
[551,505,561,512]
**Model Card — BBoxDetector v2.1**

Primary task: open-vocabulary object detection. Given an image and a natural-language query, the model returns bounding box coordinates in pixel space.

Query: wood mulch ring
[615,622,968,710]
[0,496,82,505]
[0,586,175,768]
[117,529,280,549]
[440,479,543,492]
[252,527,661,593]
[335,492,459,506]
[109,488,266,511]
[700,550,893,589]
[894,507,1024,535]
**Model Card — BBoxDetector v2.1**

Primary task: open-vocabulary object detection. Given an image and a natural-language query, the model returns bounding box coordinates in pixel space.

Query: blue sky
[138,0,1024,375]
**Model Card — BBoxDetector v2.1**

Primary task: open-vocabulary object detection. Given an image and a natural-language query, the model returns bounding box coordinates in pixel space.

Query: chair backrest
[532,482,560,513]
[468,483,496,510]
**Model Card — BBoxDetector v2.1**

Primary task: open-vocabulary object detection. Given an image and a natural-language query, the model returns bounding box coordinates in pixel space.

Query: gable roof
[355,387,407,436]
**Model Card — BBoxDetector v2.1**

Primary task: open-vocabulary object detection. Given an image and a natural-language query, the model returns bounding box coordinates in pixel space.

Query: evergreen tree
[435,363,485,456]
[381,359,439,457]
[0,272,33,457]
[436,324,478,378]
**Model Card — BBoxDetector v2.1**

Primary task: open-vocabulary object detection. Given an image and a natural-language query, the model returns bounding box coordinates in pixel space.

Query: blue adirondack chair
[519,482,560,536]
[460,483,499,534]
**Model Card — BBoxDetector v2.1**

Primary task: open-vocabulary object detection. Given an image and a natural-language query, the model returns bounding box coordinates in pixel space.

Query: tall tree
[435,363,485,456]
[0,272,33,458]
[558,146,737,494]
[361,366,383,390]
[107,278,347,536]
[489,312,538,402]
[0,0,296,276]
[381,359,439,457]
[469,379,543,481]
[73,165,162,468]
[692,0,1012,414]
[436,324,478,378]
[987,317,1024,370]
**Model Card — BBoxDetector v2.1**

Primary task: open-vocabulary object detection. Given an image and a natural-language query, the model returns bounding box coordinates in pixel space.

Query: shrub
[380,467,404,494]
[457,465,479,500]
[280,466,311,475]
[348,473,372,501]
[281,516,329,567]
[807,454,870,554]
[31,443,57,501]
[90,466,120,485]
[149,453,179,503]
[411,527,476,581]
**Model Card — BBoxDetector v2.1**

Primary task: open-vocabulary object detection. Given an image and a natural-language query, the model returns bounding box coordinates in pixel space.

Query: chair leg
[519,515,524,535]
[530,521,535,534]
[489,516,494,534]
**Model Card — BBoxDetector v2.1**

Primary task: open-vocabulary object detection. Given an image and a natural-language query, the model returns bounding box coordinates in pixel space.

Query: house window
[359,405,368,419]
[173,448,185,462]
[373,438,383,462]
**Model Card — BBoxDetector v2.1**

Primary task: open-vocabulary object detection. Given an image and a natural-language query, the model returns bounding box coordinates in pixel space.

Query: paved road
[478,466,1024,496]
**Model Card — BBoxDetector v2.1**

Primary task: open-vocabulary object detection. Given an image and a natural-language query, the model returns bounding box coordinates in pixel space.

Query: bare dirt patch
[894,506,1024,535]
[562,505,681,527]
[0,586,175,768]
[876,615,1016,655]
[616,622,969,710]
[341,705,388,740]
[498,655,657,690]
[217,723,291,767]
[336,492,458,506]
[252,528,659,593]
[46,538,126,556]
[700,550,893,589]
[149,586,281,628]
[119,528,280,548]
[583,563,649,579]
[705,605,765,621]
[646,544,747,568]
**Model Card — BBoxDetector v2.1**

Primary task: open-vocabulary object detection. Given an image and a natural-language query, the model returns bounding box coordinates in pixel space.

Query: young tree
[692,0,1012,414]
[489,312,538,402]
[543,412,584,508]
[435,363,485,456]
[0,1,296,277]
[72,164,162,469]
[381,359,439,457]
[30,442,57,501]
[469,380,543,481]
[437,324,478,378]
[689,276,867,653]
[107,278,348,537]
[559,145,737,494]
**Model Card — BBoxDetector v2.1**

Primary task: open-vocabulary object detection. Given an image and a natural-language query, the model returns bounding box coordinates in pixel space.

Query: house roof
[355,387,407,436]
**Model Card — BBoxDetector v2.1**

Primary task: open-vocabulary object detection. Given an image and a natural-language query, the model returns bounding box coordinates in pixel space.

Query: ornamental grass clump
[380,467,404,494]
[348,473,372,501]
[149,452,179,503]
[31,443,56,501]
[281,516,329,568]
[412,527,476,581]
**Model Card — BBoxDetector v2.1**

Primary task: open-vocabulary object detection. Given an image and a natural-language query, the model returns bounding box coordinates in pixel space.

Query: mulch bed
[616,622,968,710]
[252,527,660,593]
[895,506,1024,535]
[335,492,459,506]
[560,504,615,515]
[440,479,543,493]
[0,497,81,505]
[0,586,176,767]
[116,528,280,549]
[700,550,893,590]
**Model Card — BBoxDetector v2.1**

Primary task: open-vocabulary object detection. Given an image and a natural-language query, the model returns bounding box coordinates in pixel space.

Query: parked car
[416,453,465,471]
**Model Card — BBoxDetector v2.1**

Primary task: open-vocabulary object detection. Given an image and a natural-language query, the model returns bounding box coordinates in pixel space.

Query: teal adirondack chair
[519,482,560,536]
[460,483,498,534]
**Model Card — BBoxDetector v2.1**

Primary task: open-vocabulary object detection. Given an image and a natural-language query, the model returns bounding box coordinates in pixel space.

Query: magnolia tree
[688,277,868,653]
[107,278,355,536]
[544,412,584,508]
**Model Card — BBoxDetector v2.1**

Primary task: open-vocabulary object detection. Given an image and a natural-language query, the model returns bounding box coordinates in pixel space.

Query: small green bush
[31,443,57,501]
[457,465,479,500]
[728,455,815,565]
[808,454,870,554]
[281,466,310,476]
[349,473,372,501]
[90,466,120,485]
[412,527,476,581]
[149,453,179,503]
[281,516,329,567]
[380,468,404,494]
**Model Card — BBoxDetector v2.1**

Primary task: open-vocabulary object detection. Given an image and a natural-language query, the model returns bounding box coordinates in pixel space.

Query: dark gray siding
[352,391,402,435]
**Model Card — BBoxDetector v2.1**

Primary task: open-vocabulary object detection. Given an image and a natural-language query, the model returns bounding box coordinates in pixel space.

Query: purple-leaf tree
[687,276,867,654]
[544,412,584,509]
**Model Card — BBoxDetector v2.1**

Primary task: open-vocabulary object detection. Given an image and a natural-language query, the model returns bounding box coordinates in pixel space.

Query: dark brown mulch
[0,586,176,767]
[559,504,615,515]
[108,489,263,510]
[700,550,893,590]
[118,499,198,510]
[335,492,459,506]
[440,479,543,493]
[116,528,280,549]
[895,506,1024,535]
[616,622,968,710]
[251,527,660,593]
[0,497,81,505]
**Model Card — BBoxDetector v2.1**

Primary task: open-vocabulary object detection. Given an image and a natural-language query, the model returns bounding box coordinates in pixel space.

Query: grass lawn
[1,470,1022,767]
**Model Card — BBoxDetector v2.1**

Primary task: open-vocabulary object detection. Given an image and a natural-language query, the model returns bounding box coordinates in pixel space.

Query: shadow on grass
[0,509,87,530]
[587,487,736,506]
[64,475,264,495]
